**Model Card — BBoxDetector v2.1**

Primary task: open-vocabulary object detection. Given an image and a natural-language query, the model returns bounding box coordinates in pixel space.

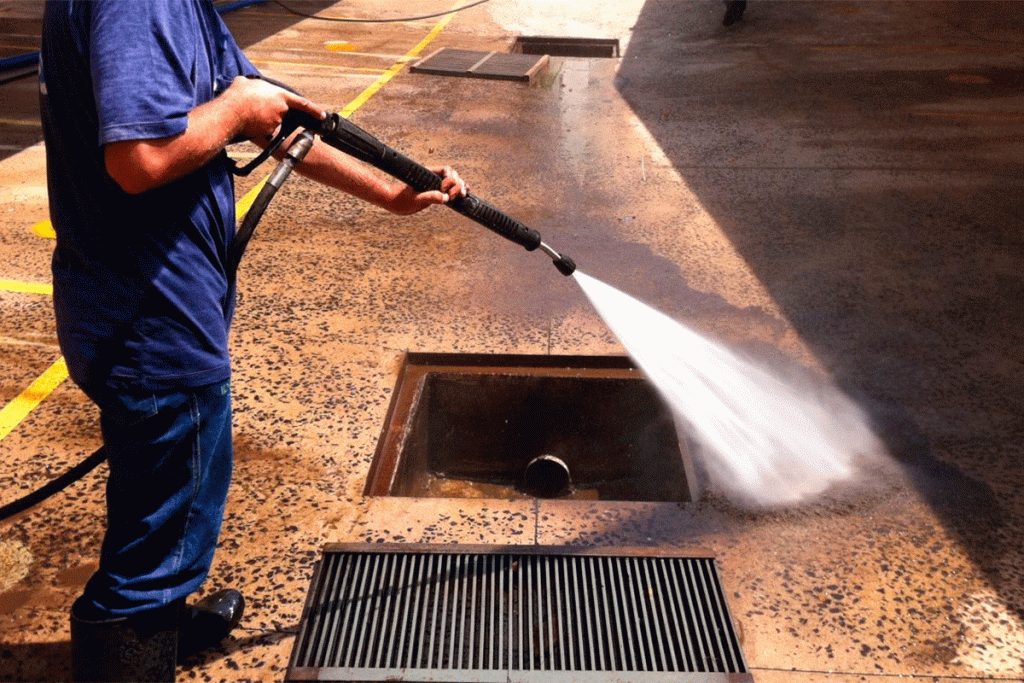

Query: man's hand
[221,76,325,142]
[387,166,469,216]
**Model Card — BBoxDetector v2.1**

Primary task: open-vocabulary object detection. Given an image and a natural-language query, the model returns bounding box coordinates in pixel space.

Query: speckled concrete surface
[2,1,1024,681]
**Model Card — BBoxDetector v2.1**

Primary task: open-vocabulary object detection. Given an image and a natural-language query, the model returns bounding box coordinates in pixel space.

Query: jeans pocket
[98,389,162,430]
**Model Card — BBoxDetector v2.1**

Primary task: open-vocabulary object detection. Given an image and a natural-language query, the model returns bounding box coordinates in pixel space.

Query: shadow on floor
[613,0,1022,615]
[0,641,70,683]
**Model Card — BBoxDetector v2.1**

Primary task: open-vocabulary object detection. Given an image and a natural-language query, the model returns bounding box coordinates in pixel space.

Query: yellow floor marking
[0,279,52,295]
[325,41,357,52]
[6,2,463,444]
[0,358,68,442]
[32,220,55,239]
[235,176,269,222]
[340,1,464,118]
[0,117,41,127]
[253,58,387,74]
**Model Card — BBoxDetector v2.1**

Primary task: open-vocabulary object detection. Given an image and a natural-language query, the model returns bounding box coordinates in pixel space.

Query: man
[39,1,465,680]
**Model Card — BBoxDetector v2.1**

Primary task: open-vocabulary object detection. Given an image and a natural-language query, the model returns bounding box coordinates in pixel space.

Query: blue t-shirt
[39,0,259,396]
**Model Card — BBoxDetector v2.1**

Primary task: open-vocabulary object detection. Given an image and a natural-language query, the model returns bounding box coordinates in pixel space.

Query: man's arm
[104,77,324,195]
[104,76,466,212]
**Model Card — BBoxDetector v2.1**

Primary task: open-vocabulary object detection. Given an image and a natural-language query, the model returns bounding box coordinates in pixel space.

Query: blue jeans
[78,380,233,617]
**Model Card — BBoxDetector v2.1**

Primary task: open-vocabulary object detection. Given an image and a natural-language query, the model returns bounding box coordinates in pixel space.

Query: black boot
[70,599,179,682]
[177,589,245,661]
[723,0,747,26]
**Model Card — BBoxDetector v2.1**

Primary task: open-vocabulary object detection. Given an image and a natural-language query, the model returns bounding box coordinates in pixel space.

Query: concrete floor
[2,0,1023,681]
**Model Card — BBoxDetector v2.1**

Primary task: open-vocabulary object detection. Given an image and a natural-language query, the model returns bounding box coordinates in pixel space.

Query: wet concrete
[2,0,1023,681]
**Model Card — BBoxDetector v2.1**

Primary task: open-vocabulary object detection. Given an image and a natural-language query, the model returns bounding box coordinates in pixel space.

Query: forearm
[282,132,467,215]
[292,141,400,211]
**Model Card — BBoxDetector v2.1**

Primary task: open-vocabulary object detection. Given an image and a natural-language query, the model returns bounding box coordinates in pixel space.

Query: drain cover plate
[287,544,751,682]
[410,48,550,83]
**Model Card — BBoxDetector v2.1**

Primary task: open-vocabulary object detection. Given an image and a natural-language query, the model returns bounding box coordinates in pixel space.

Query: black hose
[0,447,107,521]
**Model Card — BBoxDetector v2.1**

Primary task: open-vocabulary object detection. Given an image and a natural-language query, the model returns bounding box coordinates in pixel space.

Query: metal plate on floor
[287,544,752,682]
[410,48,550,83]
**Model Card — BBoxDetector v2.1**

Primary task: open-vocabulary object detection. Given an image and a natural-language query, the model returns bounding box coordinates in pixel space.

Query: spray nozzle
[553,254,577,276]
[539,242,577,277]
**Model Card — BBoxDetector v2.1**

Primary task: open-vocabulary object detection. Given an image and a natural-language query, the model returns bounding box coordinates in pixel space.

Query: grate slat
[407,553,428,667]
[367,553,393,668]
[650,559,679,672]
[467,555,479,670]
[288,546,750,682]
[687,558,714,671]
[525,555,536,670]
[542,556,555,670]
[296,550,337,668]
[382,551,408,667]
[566,557,584,671]
[610,556,637,670]
[321,553,353,668]
[516,555,524,671]
[596,556,623,670]
[583,556,605,671]
[635,557,660,671]
[344,553,375,668]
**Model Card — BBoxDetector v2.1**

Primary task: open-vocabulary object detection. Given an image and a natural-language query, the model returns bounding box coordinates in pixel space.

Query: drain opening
[512,36,620,58]
[365,353,699,503]
[288,545,752,682]
[522,454,571,498]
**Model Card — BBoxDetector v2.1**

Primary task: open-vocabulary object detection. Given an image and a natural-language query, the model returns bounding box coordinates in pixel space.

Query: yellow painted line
[340,0,466,118]
[32,219,55,239]
[0,117,41,127]
[325,41,357,53]
[235,176,268,222]
[0,357,68,441]
[253,59,389,75]
[0,279,52,295]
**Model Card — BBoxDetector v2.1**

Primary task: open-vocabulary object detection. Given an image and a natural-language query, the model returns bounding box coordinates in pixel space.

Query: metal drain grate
[288,545,751,682]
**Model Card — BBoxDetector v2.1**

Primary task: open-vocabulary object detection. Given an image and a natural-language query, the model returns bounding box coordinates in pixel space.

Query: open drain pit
[365,353,698,502]
[512,36,621,58]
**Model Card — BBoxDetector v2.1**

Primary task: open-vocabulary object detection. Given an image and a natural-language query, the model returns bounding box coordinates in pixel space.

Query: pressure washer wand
[246,109,576,276]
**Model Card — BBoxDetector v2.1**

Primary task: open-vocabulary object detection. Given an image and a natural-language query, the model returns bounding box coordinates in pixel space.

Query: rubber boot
[178,589,245,662]
[70,599,179,682]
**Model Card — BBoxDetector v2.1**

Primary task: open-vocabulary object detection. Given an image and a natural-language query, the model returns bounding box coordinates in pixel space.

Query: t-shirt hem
[99,117,189,146]
[105,364,231,393]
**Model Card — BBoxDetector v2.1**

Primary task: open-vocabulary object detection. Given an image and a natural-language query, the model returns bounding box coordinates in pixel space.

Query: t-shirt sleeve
[89,1,200,145]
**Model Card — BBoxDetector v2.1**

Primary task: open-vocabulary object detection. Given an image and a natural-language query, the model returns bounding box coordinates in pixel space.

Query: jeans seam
[164,391,203,605]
